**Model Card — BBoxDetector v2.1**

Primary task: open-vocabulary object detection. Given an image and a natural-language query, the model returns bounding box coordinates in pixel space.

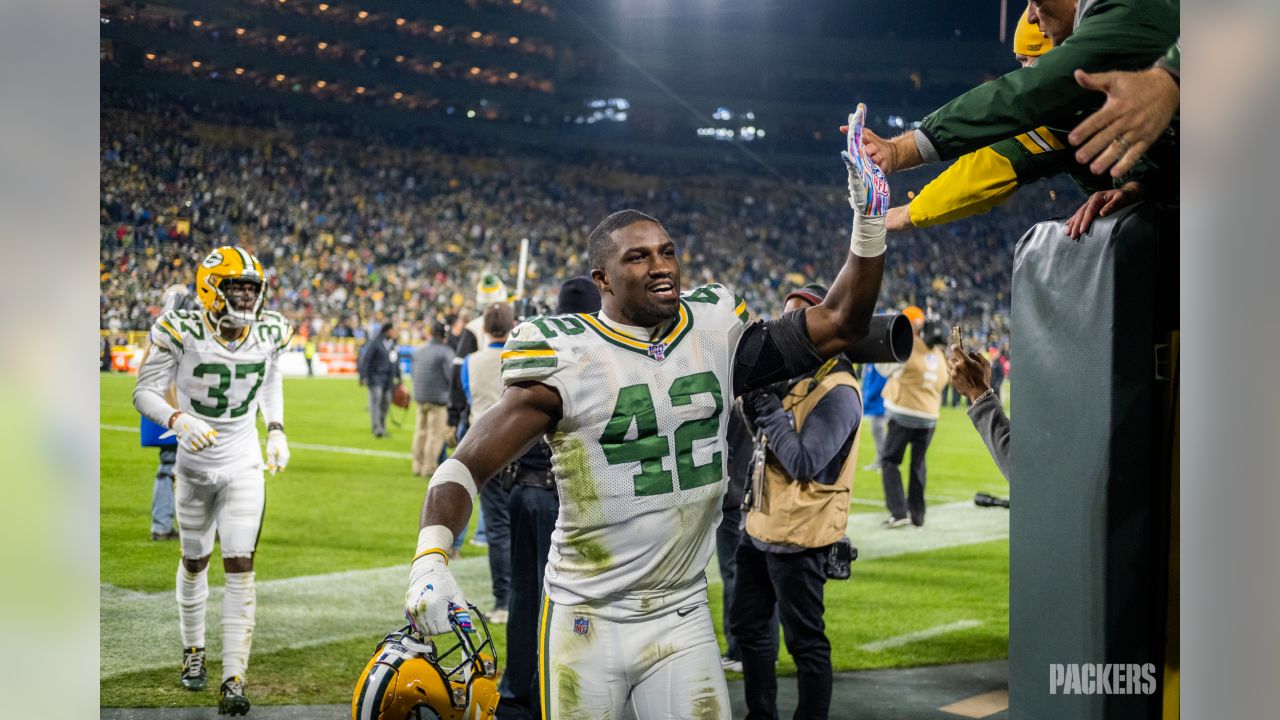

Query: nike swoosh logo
[676,604,703,618]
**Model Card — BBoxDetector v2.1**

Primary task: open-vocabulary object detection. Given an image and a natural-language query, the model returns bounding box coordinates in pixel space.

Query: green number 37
[599,371,723,496]
[190,362,267,419]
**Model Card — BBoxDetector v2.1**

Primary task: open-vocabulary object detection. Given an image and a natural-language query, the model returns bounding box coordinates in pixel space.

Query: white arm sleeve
[258,354,285,426]
[133,342,180,427]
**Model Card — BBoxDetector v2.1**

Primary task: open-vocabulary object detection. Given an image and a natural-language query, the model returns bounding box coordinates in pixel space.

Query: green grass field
[100,373,1011,708]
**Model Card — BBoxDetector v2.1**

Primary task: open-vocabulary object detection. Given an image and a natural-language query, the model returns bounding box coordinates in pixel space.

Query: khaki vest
[883,336,947,421]
[745,368,861,549]
[466,346,504,421]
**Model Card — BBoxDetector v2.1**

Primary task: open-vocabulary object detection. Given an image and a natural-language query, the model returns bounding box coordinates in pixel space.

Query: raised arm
[804,104,888,358]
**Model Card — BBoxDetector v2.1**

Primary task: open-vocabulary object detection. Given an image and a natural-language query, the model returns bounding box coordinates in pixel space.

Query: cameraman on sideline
[730,283,862,720]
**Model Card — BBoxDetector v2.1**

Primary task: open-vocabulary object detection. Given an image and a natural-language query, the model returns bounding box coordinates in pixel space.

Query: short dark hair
[429,321,448,341]
[483,302,515,338]
[587,209,664,271]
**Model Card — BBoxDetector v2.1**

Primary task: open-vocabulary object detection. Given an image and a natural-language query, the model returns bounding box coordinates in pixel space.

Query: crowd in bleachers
[100,95,1081,350]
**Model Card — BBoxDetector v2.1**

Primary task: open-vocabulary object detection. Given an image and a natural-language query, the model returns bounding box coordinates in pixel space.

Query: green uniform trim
[503,357,558,373]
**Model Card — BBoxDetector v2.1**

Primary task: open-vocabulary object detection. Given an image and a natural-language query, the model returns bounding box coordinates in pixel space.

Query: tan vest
[745,367,861,549]
[883,336,948,421]
[466,345,505,421]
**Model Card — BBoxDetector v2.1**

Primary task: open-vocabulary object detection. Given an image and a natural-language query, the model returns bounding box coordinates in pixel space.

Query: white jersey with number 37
[501,284,749,616]
[138,308,292,477]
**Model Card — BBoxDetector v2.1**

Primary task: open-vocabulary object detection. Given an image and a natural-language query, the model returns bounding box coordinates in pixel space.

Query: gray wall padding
[1009,204,1168,719]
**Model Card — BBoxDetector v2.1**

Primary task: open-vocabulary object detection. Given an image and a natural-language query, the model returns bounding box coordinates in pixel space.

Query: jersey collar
[579,301,693,360]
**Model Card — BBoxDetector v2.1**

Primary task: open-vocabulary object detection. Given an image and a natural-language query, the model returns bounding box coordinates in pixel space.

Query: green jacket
[917,0,1178,162]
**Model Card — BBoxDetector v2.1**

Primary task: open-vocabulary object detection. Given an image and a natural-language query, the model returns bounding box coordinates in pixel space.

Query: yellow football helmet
[352,613,500,720]
[195,246,266,330]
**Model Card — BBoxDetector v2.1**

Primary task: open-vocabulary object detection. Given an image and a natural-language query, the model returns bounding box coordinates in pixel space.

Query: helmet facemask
[211,276,265,333]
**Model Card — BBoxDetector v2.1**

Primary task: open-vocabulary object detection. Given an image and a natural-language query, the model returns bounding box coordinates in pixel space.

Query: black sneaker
[151,529,180,541]
[180,647,206,691]
[218,676,251,716]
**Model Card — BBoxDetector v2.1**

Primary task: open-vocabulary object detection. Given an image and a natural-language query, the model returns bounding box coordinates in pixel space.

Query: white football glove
[266,429,290,474]
[161,412,219,453]
[841,103,891,257]
[405,552,472,636]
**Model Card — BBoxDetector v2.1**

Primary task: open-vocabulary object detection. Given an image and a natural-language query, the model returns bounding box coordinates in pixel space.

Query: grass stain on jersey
[552,435,613,576]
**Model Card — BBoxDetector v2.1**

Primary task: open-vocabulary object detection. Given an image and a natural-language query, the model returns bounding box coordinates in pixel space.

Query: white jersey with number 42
[139,308,292,477]
[501,283,750,616]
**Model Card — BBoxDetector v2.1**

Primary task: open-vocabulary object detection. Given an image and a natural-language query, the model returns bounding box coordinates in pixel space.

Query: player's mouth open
[647,280,677,301]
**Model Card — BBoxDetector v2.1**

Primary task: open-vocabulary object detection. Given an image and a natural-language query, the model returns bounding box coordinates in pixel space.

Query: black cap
[785,282,828,307]
[558,276,602,315]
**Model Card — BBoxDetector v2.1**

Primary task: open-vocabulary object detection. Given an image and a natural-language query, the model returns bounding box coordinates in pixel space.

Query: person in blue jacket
[861,362,888,472]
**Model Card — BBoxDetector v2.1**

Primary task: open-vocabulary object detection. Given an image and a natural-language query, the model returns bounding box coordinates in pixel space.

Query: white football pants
[175,467,266,559]
[538,597,730,719]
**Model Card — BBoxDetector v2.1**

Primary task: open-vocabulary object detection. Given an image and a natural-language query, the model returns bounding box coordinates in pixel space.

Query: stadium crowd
[100,94,1080,350]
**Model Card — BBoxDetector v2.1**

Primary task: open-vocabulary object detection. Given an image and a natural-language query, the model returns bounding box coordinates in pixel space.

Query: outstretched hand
[1069,67,1179,177]
[841,104,890,219]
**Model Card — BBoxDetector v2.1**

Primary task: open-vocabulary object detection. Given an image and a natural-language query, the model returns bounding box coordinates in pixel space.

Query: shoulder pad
[501,316,584,385]
[682,283,749,324]
[255,312,294,350]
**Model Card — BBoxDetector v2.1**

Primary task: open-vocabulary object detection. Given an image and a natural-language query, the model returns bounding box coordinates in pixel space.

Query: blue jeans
[151,447,177,534]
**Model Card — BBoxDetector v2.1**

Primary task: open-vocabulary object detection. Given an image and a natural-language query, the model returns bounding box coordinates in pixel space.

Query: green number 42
[599,371,723,496]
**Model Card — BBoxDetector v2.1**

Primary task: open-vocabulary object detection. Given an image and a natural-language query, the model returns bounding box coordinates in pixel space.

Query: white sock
[221,571,256,680]
[176,563,209,649]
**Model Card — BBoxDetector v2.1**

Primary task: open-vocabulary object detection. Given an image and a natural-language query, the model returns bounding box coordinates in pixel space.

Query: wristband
[851,215,887,258]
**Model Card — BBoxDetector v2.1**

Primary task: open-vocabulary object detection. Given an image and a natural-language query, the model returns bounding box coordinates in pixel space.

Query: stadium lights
[432,24,443,32]
[509,36,519,44]
[318,2,329,10]
[431,61,443,69]
[469,66,481,75]
[315,80,327,88]
[355,85,365,94]
[513,0,522,4]
[235,67,245,75]
[235,27,246,35]
[191,60,202,68]
[467,110,476,118]
[394,55,405,63]
[276,34,288,42]
[275,73,286,81]
[393,91,403,100]
[191,19,203,27]
[316,41,328,49]
[471,31,482,39]
[357,10,369,19]
[145,52,157,60]
[508,71,519,79]
[395,18,406,26]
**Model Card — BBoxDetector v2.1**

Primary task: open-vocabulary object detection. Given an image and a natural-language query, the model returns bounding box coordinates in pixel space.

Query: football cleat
[195,246,266,333]
[352,606,500,720]
[218,675,251,716]
[180,647,207,691]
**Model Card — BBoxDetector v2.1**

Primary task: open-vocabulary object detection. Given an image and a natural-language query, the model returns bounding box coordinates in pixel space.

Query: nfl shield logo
[573,617,590,636]
[647,343,666,361]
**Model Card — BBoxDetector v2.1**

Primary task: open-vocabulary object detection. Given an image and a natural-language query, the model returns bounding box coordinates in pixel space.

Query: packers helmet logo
[202,251,224,268]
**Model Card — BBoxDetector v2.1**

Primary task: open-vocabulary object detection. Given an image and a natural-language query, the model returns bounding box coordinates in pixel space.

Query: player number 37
[599,371,723,496]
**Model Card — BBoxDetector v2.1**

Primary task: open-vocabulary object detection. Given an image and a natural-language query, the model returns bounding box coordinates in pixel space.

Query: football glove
[162,412,218,453]
[266,429,290,474]
[405,553,473,636]
[841,103,890,257]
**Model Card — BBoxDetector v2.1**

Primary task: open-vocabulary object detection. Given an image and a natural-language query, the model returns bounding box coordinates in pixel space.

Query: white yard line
[859,619,983,652]
[100,424,413,460]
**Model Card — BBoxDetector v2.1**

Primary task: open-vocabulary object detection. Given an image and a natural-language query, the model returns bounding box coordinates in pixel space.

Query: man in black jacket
[358,322,402,438]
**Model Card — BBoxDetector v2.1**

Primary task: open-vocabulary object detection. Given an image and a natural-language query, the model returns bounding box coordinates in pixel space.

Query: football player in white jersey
[406,105,891,719]
[133,246,293,716]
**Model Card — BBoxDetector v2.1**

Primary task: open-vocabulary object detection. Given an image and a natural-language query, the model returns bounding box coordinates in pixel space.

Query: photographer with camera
[877,306,949,529]
[730,283,862,720]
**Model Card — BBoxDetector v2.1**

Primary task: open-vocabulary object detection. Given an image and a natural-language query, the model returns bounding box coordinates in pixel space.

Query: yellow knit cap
[1014,7,1054,57]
